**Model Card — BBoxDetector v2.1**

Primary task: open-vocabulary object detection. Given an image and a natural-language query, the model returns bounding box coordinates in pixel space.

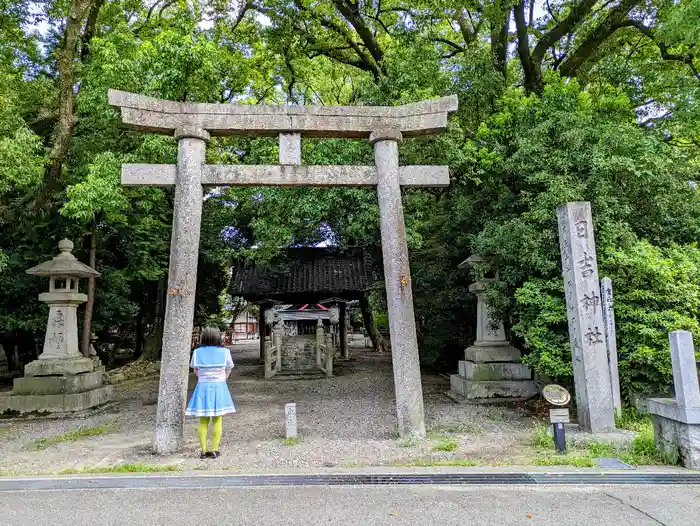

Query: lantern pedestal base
[9,386,112,414]
[13,370,104,395]
[9,357,111,414]
[448,345,538,403]
[24,357,94,377]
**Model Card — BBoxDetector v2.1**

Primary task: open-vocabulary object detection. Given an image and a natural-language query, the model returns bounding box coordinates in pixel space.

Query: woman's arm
[225,348,234,378]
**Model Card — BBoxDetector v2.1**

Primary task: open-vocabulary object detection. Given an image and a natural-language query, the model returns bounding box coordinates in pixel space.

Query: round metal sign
[542,384,571,406]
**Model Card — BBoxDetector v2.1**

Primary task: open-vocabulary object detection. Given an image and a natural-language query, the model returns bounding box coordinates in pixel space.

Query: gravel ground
[0,340,536,475]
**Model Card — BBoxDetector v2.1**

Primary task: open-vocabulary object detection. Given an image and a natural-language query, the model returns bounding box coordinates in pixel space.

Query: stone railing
[264,321,285,379]
[263,335,282,379]
[648,330,700,468]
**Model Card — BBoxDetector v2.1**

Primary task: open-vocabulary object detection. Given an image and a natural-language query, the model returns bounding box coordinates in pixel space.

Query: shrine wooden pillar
[258,305,266,363]
[339,303,348,359]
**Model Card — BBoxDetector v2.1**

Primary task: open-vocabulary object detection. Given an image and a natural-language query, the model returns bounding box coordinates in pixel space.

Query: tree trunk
[81,229,97,357]
[35,0,97,208]
[490,13,509,81]
[359,293,387,353]
[513,1,544,95]
[141,277,165,361]
[133,302,145,359]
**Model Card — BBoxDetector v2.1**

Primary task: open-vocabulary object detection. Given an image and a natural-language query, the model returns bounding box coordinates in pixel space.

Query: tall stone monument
[108,89,458,452]
[557,202,615,432]
[449,255,537,402]
[10,239,111,413]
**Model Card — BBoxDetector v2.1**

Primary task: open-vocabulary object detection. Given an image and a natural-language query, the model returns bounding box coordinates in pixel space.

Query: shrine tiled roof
[229,247,368,302]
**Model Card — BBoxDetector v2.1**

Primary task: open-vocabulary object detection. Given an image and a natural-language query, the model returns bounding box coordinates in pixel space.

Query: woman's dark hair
[200,326,222,347]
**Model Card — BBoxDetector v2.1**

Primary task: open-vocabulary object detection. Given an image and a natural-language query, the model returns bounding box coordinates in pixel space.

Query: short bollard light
[542,384,571,454]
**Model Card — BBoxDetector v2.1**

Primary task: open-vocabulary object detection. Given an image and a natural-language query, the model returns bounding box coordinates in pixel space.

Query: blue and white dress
[186,346,236,418]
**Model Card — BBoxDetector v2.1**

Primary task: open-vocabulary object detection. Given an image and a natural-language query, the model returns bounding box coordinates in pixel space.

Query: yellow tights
[198,416,223,452]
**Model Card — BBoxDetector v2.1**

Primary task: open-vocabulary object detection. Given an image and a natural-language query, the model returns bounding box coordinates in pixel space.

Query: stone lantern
[447,253,537,403]
[10,239,112,413]
[461,254,510,352]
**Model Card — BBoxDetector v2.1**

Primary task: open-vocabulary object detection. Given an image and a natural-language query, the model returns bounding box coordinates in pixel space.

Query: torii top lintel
[107,89,458,138]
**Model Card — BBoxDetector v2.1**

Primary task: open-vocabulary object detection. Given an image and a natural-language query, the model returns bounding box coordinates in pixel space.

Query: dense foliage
[0,0,698,399]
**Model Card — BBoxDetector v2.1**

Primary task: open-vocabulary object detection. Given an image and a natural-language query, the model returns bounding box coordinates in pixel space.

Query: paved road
[1,483,699,525]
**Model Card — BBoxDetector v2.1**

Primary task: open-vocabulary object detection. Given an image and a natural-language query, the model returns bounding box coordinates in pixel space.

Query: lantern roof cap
[457,253,484,269]
[26,239,101,278]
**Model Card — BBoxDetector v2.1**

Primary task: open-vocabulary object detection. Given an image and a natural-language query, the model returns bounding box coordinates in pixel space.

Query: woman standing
[186,326,236,459]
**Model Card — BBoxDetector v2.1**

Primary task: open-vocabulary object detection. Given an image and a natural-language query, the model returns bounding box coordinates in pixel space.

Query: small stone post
[371,129,426,439]
[600,277,622,417]
[285,402,297,439]
[557,202,615,432]
[153,127,209,455]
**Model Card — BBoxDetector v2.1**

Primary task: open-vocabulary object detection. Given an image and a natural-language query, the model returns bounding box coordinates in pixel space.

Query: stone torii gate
[108,89,458,454]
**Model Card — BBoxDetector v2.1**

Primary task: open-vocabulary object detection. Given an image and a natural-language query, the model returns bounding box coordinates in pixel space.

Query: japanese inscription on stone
[557,202,615,432]
[45,306,67,352]
[578,252,594,278]
[580,291,599,315]
[600,277,622,416]
[48,331,65,350]
[584,326,603,345]
[52,309,65,328]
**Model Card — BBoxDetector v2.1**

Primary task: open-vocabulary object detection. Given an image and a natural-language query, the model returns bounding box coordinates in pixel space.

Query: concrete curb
[1,470,699,491]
